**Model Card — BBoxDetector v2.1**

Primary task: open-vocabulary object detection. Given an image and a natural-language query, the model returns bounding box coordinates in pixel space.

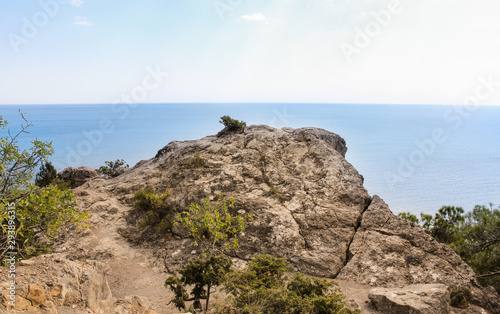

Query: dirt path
[58,184,181,313]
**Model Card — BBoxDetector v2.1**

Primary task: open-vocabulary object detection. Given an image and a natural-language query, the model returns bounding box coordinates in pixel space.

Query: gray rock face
[112,125,370,277]
[338,195,500,314]
[369,284,451,314]
[338,195,477,287]
[58,166,100,188]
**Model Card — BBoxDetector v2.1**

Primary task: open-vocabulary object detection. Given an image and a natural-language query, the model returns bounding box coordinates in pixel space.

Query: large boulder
[338,195,500,313]
[369,284,450,314]
[58,166,100,188]
[338,196,477,287]
[107,125,371,277]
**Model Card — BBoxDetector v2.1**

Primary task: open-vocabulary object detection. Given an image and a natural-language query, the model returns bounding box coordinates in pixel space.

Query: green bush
[219,115,246,132]
[98,159,129,177]
[397,212,419,224]
[133,188,172,233]
[448,285,471,308]
[269,185,283,204]
[219,255,360,314]
[1,112,89,261]
[175,196,252,253]
[1,187,90,260]
[182,150,205,169]
[166,197,252,312]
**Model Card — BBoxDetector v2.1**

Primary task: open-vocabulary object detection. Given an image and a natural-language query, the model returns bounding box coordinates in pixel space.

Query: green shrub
[35,161,71,190]
[165,196,252,312]
[1,186,90,260]
[133,188,172,233]
[1,112,89,261]
[98,159,129,177]
[398,212,419,224]
[175,196,252,253]
[219,255,360,314]
[182,150,205,169]
[219,115,246,132]
[448,285,471,308]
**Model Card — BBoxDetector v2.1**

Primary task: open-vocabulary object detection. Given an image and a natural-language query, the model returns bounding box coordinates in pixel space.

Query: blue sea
[1,103,499,216]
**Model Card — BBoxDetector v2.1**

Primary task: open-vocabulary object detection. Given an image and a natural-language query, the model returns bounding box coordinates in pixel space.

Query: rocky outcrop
[0,254,113,313]
[369,284,451,314]
[58,166,100,188]
[110,125,370,277]
[337,196,500,313]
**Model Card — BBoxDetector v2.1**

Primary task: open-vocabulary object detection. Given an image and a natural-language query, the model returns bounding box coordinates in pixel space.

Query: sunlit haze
[1,0,499,105]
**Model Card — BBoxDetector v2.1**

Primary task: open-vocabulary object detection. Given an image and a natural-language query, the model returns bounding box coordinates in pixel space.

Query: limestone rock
[369,284,450,314]
[0,254,113,313]
[338,195,500,313]
[106,125,371,277]
[58,166,100,188]
[27,284,46,305]
[338,195,477,287]
[112,295,157,314]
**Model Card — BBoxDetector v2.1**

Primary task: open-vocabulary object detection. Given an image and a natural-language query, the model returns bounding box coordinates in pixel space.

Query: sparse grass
[269,185,283,204]
[183,150,205,169]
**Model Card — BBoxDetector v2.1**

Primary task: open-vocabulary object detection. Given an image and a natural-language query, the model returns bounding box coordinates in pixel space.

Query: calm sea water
[1,103,499,215]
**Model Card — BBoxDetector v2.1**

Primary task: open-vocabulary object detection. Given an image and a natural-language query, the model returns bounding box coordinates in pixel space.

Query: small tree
[35,161,57,187]
[176,197,252,254]
[98,159,129,177]
[165,196,252,312]
[219,116,246,133]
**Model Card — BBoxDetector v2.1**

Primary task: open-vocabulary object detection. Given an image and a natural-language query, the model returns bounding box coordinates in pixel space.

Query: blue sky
[1,0,499,105]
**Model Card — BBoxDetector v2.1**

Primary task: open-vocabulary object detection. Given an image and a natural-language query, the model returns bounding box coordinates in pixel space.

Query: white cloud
[240,13,266,22]
[69,0,83,7]
[74,16,93,26]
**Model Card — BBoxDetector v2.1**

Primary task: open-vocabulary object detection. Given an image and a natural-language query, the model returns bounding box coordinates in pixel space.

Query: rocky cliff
[2,125,498,313]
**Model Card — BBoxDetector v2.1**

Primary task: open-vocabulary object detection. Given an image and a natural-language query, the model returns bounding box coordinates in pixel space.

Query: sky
[1,0,499,105]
